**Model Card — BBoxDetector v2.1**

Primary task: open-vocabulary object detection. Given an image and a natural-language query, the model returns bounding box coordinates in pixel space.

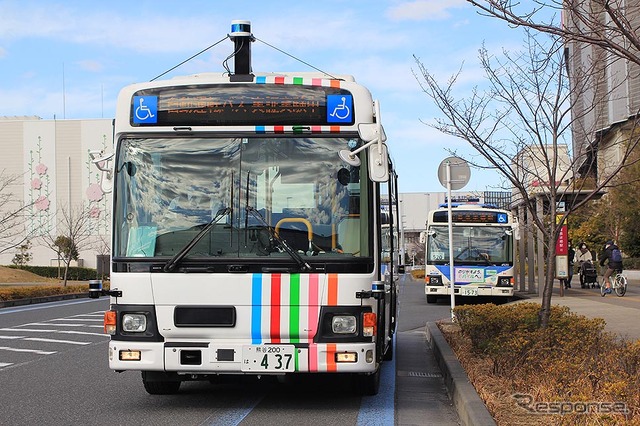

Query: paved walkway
[514,275,640,341]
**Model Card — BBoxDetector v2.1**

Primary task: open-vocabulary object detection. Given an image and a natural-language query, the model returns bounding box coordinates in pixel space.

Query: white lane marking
[0,346,56,355]
[0,328,108,337]
[25,337,91,345]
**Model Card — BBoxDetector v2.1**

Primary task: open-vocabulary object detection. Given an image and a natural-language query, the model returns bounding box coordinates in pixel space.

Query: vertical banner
[555,216,568,278]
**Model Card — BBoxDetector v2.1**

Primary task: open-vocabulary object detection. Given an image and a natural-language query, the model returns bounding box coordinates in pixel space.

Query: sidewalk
[514,274,640,341]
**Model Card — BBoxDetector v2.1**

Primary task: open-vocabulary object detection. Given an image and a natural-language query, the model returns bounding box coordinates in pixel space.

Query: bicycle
[600,269,627,297]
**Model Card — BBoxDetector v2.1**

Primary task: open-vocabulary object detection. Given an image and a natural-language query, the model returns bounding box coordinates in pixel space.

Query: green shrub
[451,302,639,423]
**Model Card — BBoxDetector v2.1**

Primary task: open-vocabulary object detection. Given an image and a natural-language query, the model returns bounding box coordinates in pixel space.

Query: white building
[0,116,113,269]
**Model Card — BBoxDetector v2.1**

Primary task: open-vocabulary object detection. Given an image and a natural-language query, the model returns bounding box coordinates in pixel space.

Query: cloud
[77,60,103,73]
[0,47,6,58]
[386,0,468,21]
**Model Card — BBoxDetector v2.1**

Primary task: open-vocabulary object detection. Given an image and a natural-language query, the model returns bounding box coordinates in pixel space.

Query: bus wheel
[426,295,437,304]
[383,340,393,361]
[353,368,381,396]
[142,372,181,395]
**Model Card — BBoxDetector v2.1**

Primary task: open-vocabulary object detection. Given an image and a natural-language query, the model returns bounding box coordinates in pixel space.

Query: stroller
[579,260,599,288]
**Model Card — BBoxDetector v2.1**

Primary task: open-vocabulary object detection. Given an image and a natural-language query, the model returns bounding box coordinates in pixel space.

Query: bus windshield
[427,225,513,265]
[113,136,370,261]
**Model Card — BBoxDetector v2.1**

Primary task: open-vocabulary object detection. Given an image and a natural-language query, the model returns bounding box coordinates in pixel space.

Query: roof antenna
[229,20,254,82]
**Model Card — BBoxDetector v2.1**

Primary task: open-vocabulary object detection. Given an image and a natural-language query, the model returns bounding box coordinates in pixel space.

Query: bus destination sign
[433,210,507,224]
[130,84,354,127]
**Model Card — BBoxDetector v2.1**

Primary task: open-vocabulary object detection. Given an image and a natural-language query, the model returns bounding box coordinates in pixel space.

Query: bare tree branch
[413,28,632,326]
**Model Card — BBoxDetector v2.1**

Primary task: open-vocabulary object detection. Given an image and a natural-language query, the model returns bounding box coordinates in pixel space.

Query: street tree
[414,30,639,327]
[0,170,33,254]
[44,204,95,286]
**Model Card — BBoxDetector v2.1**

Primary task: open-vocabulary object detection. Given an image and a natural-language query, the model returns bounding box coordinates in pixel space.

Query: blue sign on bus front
[133,96,158,124]
[327,94,353,123]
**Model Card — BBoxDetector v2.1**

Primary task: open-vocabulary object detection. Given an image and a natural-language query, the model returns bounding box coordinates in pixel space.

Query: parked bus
[89,21,401,396]
[422,204,517,304]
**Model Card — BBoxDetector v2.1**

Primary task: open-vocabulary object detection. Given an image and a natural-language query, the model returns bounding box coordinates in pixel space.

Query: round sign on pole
[437,156,470,190]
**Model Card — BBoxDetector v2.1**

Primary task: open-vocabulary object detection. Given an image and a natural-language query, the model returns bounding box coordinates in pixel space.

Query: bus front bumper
[108,341,378,374]
[425,285,514,298]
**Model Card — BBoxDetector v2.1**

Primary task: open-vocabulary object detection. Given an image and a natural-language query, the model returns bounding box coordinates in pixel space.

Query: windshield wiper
[163,207,231,272]
[245,206,313,272]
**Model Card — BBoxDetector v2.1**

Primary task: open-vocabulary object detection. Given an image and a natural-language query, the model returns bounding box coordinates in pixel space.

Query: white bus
[89,21,401,396]
[422,204,517,304]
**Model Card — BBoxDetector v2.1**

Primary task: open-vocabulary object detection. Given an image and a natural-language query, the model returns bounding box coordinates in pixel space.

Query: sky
[0,0,529,193]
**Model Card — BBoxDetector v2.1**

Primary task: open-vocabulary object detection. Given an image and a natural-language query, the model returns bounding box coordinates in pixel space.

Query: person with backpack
[599,240,623,295]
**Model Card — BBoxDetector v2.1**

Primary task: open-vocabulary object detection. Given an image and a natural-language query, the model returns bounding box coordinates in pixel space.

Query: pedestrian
[561,241,576,289]
[576,242,595,288]
[599,240,623,295]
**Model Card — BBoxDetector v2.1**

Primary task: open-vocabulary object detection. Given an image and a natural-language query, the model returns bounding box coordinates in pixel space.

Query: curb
[0,293,88,308]
[425,322,496,426]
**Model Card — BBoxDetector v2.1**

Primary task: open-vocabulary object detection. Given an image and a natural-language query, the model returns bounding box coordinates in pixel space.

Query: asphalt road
[0,276,460,426]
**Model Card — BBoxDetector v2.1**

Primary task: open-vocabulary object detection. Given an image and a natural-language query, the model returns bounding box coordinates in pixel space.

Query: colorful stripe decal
[250,273,342,371]
[254,125,341,134]
[289,274,300,343]
[326,343,337,372]
[328,273,338,306]
[308,274,320,372]
[251,274,262,344]
[270,274,282,343]
[253,75,340,87]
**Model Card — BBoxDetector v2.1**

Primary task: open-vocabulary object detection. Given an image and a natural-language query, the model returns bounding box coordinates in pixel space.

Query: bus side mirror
[89,151,115,194]
[419,231,427,244]
[368,142,389,182]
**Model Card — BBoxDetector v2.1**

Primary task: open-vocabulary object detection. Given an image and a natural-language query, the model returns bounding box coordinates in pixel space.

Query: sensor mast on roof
[229,20,254,81]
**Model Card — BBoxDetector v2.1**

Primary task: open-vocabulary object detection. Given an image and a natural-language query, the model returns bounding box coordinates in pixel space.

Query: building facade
[0,116,113,269]
[564,2,640,183]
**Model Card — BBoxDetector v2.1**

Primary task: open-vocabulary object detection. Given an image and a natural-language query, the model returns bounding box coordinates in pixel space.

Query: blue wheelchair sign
[133,96,158,124]
[497,213,508,223]
[327,94,353,123]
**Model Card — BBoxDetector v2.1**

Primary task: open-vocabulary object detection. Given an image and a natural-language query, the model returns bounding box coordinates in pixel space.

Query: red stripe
[326,343,337,372]
[270,274,281,343]
[311,126,322,133]
[275,76,285,84]
[328,274,338,306]
[312,78,322,86]
[274,126,284,133]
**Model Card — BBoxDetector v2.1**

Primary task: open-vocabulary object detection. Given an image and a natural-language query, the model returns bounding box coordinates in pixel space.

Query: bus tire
[142,372,181,395]
[383,340,393,361]
[354,368,381,396]
[426,295,437,304]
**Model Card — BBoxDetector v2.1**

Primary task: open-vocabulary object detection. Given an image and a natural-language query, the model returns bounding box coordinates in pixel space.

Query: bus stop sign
[437,156,470,190]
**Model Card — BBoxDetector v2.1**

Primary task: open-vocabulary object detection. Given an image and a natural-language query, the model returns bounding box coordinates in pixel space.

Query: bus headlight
[332,315,357,334]
[122,313,147,333]
[428,275,443,286]
[497,277,513,287]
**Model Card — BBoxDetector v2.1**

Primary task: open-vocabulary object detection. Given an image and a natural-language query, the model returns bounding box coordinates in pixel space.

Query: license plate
[242,345,295,372]
[461,287,478,296]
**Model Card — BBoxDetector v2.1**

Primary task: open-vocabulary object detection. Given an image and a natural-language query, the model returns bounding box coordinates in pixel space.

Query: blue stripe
[255,76,266,84]
[255,126,266,133]
[356,335,396,425]
[251,274,262,344]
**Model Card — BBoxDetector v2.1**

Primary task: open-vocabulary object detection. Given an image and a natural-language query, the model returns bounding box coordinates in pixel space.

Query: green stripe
[289,274,300,343]
[293,77,304,85]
